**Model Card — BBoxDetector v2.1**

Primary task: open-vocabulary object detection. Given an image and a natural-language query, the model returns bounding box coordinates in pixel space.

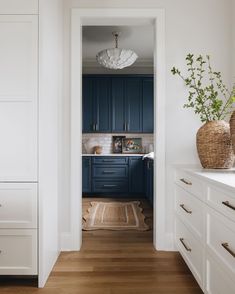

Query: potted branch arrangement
[171,54,235,169]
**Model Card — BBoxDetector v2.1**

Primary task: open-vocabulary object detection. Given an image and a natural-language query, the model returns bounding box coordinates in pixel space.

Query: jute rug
[83,201,149,231]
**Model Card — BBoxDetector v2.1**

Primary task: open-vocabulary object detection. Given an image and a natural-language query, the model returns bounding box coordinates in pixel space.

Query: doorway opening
[70,9,166,251]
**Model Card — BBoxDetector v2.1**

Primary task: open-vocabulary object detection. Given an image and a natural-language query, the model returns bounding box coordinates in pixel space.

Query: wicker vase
[229,111,235,154]
[196,120,234,169]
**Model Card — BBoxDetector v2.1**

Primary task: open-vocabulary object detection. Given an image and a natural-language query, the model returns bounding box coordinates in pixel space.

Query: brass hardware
[222,201,235,211]
[221,243,235,258]
[180,238,192,252]
[180,204,192,214]
[180,178,192,185]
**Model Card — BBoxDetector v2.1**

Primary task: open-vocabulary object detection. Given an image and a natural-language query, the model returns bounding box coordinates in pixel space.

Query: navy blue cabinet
[82,156,144,196]
[144,158,153,205]
[129,157,144,194]
[82,77,111,132]
[83,75,153,133]
[82,156,91,193]
[143,78,154,133]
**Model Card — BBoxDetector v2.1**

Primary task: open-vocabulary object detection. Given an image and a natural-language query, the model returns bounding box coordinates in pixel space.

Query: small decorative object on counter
[122,138,142,154]
[171,54,235,168]
[229,111,235,154]
[93,146,102,154]
[112,136,126,153]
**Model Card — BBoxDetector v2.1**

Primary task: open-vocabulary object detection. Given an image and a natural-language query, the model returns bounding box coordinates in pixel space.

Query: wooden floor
[0,198,203,294]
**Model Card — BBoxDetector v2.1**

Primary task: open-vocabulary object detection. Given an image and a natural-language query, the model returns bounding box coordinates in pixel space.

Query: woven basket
[196,120,234,169]
[229,111,235,154]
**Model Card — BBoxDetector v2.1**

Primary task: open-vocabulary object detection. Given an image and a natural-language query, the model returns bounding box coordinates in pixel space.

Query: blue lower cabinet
[144,158,154,205]
[82,157,91,193]
[129,157,144,194]
[82,156,144,196]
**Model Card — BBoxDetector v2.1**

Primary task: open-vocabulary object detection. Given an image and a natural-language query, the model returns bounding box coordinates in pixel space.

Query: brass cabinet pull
[222,201,235,211]
[180,204,192,214]
[221,242,235,258]
[180,178,192,185]
[180,238,192,252]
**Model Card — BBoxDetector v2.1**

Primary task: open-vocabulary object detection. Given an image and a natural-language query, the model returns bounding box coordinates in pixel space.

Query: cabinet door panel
[82,77,94,132]
[112,78,125,132]
[82,157,91,193]
[0,15,38,181]
[129,157,144,194]
[95,77,111,132]
[125,78,142,132]
[143,78,154,133]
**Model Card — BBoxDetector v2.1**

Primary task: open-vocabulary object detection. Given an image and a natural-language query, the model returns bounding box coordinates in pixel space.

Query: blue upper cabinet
[143,78,154,133]
[112,78,126,132]
[83,75,153,133]
[83,76,111,132]
[125,77,142,132]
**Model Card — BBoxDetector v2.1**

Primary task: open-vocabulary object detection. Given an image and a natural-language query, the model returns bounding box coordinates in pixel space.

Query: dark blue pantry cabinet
[82,156,144,196]
[83,75,154,133]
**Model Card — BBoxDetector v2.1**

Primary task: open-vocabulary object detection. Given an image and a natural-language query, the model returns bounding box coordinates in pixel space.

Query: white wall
[233,0,235,79]
[38,0,63,287]
[60,0,234,249]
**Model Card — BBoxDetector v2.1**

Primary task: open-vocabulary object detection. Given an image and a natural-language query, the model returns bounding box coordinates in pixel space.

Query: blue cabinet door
[82,157,91,193]
[129,157,144,194]
[125,78,142,132]
[144,159,153,205]
[94,77,111,132]
[143,78,154,133]
[82,77,94,132]
[111,78,125,132]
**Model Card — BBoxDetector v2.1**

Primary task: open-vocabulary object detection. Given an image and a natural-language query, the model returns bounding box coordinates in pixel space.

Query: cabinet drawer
[206,207,235,275]
[0,183,37,228]
[92,180,128,193]
[175,170,206,202]
[92,157,128,165]
[175,217,204,288]
[207,185,235,223]
[206,254,235,294]
[175,185,204,241]
[93,165,128,178]
[0,229,37,275]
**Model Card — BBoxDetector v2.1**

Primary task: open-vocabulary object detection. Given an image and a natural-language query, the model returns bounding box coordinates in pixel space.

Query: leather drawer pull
[180,238,192,252]
[180,204,192,214]
[180,178,192,185]
[221,243,235,258]
[102,171,115,174]
[222,201,235,211]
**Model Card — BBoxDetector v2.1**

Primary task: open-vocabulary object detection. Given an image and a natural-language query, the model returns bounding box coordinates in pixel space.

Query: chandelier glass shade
[96,32,138,70]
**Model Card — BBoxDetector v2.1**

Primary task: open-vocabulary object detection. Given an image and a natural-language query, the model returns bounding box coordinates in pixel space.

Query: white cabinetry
[174,168,235,293]
[0,14,38,276]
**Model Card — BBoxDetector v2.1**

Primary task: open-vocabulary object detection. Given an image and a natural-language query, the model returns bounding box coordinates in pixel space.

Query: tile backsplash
[82,133,154,154]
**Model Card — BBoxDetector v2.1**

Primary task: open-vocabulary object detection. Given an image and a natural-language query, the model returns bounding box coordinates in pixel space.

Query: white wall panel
[0,15,38,181]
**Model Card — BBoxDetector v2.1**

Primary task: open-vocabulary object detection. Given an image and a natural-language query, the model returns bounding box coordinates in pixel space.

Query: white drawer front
[207,186,235,223]
[175,170,206,202]
[0,229,37,275]
[175,185,204,241]
[206,208,235,275]
[0,183,37,228]
[206,254,235,294]
[175,217,204,288]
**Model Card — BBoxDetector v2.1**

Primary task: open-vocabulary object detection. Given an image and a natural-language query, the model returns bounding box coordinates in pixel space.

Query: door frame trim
[70,8,167,250]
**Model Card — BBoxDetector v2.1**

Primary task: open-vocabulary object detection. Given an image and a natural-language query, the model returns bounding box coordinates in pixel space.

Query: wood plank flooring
[0,198,203,294]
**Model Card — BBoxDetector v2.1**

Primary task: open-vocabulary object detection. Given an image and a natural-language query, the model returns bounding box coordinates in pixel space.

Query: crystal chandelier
[96,32,138,70]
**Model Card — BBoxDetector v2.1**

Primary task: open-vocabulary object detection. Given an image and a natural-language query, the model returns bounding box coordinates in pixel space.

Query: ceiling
[82,25,154,68]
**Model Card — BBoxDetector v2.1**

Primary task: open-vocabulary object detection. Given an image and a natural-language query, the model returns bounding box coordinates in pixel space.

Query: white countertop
[82,153,145,157]
[179,165,235,192]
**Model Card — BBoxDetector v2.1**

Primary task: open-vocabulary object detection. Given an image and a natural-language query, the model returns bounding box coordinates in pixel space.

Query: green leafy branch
[171,54,235,123]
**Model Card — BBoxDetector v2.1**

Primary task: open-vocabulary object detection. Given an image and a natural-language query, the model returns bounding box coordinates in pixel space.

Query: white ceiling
[82,25,154,68]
